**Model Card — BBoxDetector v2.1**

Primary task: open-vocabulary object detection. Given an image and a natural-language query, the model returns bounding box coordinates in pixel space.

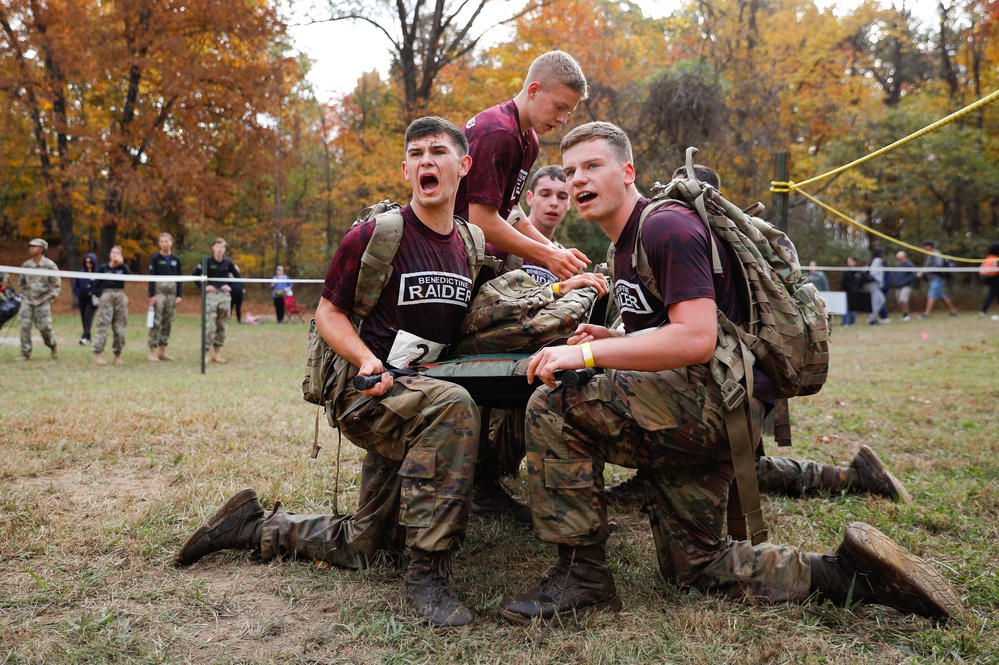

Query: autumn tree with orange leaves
[0,0,298,269]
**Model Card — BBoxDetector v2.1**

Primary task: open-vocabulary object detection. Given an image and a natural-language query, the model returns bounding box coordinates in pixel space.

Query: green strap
[723,335,768,545]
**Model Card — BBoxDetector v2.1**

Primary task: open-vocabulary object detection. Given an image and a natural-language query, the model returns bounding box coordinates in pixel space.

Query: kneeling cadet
[498,121,964,624]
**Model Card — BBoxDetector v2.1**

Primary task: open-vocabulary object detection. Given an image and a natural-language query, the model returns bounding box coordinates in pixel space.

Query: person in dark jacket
[73,252,99,344]
[229,264,245,324]
[840,256,864,326]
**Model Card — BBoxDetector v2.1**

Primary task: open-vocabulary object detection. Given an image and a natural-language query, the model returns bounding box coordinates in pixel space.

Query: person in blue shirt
[270,266,294,324]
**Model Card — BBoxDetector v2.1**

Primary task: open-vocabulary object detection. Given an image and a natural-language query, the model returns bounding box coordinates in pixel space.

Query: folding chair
[283,294,306,323]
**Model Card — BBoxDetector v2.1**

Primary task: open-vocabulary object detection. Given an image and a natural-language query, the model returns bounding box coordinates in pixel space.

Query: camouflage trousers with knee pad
[93,290,129,354]
[524,363,812,603]
[148,282,177,348]
[260,375,480,564]
[204,289,230,349]
[19,300,57,356]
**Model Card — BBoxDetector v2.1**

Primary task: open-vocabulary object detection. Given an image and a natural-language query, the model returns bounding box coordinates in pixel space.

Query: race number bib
[387,329,447,368]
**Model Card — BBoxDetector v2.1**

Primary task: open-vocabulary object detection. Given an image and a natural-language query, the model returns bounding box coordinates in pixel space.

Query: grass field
[1,312,997,664]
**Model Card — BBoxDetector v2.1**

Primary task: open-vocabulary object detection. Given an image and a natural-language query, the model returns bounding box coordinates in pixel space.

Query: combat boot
[175,488,265,566]
[113,353,124,365]
[148,347,160,362]
[17,354,30,361]
[809,522,964,620]
[50,345,59,359]
[847,445,912,503]
[211,346,227,364]
[604,472,647,507]
[94,352,107,366]
[498,544,621,624]
[470,477,532,525]
[404,549,473,627]
[158,345,174,361]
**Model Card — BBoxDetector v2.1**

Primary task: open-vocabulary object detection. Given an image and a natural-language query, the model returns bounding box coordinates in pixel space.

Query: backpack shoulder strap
[354,210,405,320]
[456,217,503,281]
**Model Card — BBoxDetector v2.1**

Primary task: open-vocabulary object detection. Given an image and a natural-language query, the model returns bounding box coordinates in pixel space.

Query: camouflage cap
[28,238,48,250]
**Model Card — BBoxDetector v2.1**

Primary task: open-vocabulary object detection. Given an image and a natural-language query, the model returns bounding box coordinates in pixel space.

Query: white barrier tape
[1,265,325,284]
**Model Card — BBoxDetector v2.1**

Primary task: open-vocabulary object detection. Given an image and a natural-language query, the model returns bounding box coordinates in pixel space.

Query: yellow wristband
[552,282,561,294]
[581,342,595,369]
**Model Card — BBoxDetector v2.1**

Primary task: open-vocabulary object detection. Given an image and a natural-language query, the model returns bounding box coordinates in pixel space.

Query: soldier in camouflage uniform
[192,238,240,363]
[176,117,488,628]
[605,165,910,509]
[93,246,133,365]
[147,232,183,361]
[498,122,963,624]
[18,238,61,361]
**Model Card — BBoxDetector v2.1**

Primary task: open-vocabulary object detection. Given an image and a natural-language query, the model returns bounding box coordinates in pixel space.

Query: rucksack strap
[354,211,405,320]
[721,333,768,545]
[455,218,502,279]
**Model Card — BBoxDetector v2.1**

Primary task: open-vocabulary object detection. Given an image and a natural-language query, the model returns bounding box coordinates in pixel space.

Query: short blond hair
[560,121,633,164]
[213,237,226,247]
[524,51,588,98]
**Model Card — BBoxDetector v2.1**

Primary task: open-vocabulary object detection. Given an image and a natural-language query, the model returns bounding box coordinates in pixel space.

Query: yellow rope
[768,89,999,263]
[794,189,980,263]
[789,88,999,190]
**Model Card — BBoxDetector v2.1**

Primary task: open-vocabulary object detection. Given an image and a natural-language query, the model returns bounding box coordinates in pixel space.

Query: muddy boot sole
[840,522,964,620]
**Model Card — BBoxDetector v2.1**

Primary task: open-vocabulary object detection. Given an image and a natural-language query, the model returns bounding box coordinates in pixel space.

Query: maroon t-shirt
[613,198,772,402]
[322,205,473,366]
[485,242,558,285]
[456,100,539,222]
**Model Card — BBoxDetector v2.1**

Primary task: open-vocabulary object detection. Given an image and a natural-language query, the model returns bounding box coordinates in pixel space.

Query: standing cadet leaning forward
[176,117,487,628]
[192,238,240,364]
[497,121,964,624]
[18,238,61,361]
[456,49,590,522]
[147,232,183,362]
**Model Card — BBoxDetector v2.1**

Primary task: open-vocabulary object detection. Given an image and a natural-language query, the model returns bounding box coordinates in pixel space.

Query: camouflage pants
[204,289,230,349]
[147,282,177,348]
[757,456,848,496]
[259,375,480,564]
[93,290,128,354]
[481,407,527,478]
[19,300,57,356]
[525,363,812,603]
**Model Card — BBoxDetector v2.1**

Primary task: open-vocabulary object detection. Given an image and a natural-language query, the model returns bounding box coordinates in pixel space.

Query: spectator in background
[18,238,61,361]
[147,233,183,361]
[979,241,999,317]
[73,252,99,345]
[193,238,240,364]
[916,240,959,319]
[805,261,830,292]
[93,245,132,366]
[270,265,293,324]
[230,264,245,324]
[894,251,916,321]
[866,248,889,325]
[840,256,863,327]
